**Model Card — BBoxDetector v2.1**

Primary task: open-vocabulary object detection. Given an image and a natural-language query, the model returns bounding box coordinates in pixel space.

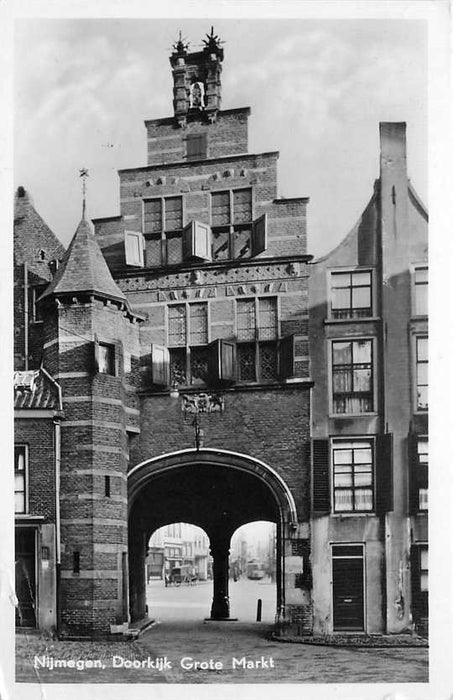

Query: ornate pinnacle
[172,30,189,56]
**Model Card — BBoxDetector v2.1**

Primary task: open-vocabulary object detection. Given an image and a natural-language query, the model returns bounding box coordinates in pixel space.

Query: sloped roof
[14,368,62,411]
[14,187,66,281]
[40,216,126,303]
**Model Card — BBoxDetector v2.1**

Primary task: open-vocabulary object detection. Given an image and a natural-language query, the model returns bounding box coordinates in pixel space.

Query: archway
[127,448,297,624]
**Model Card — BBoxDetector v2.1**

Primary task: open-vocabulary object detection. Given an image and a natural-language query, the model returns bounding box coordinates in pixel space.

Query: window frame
[416,435,428,512]
[329,336,376,416]
[14,444,28,515]
[142,195,184,267]
[97,341,116,376]
[235,296,280,384]
[411,263,428,318]
[166,301,210,387]
[331,438,375,514]
[210,187,254,261]
[414,335,428,413]
[328,267,374,321]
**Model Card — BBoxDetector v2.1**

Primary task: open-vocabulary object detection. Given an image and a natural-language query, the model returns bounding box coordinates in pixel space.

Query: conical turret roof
[40,216,126,304]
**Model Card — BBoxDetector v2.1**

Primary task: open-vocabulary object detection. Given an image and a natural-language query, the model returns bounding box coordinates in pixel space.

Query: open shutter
[151,344,170,386]
[408,433,419,514]
[251,213,267,256]
[208,339,236,385]
[124,230,145,267]
[312,439,330,514]
[182,221,211,261]
[92,334,100,374]
[375,433,393,515]
[279,334,308,379]
[279,335,295,379]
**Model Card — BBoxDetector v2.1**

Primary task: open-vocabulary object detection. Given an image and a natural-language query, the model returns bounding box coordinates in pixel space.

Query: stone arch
[127,448,298,623]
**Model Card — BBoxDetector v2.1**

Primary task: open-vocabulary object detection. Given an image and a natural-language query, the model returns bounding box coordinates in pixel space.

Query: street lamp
[170,382,224,450]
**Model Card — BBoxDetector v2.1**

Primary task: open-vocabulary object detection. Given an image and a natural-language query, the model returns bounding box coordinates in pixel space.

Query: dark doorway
[332,544,364,631]
[15,528,37,628]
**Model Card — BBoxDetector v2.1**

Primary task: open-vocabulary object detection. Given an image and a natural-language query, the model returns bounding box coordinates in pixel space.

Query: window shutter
[410,545,421,608]
[251,213,267,256]
[375,433,393,515]
[186,133,207,160]
[92,334,100,374]
[208,339,236,385]
[182,221,212,261]
[312,439,330,514]
[151,344,170,386]
[279,334,295,379]
[124,230,145,267]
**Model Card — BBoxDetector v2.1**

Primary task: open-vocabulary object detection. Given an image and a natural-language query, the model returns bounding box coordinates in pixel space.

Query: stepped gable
[14,368,62,411]
[40,215,126,304]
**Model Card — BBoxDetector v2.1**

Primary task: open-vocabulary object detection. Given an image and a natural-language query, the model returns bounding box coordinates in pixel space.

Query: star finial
[172,30,189,55]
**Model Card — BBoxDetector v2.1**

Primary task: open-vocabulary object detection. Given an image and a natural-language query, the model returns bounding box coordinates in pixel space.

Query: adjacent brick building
[14,30,428,639]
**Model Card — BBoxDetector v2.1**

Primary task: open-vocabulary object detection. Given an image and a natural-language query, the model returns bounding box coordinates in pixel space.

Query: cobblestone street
[16,580,428,686]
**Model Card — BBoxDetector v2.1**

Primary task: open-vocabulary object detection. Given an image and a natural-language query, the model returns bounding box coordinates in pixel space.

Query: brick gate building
[13,30,428,639]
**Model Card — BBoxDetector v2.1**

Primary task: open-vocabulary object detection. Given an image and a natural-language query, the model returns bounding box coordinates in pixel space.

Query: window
[416,337,428,410]
[186,133,207,160]
[15,445,27,514]
[143,196,183,266]
[237,297,278,382]
[98,343,115,375]
[332,339,374,414]
[410,435,428,512]
[331,270,372,319]
[211,189,267,260]
[413,265,428,316]
[419,546,428,592]
[332,440,374,512]
[168,303,209,386]
[417,439,428,510]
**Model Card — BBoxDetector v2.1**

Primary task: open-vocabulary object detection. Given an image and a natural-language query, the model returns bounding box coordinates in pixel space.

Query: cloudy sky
[14,17,427,257]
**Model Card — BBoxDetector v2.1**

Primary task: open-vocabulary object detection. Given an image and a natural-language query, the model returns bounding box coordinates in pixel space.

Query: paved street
[15,579,428,684]
[147,576,276,623]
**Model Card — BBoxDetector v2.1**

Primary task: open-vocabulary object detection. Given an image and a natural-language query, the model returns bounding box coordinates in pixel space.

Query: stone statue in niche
[189,81,206,109]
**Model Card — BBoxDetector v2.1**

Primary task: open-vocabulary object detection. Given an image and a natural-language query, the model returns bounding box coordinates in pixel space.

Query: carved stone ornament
[181,392,224,414]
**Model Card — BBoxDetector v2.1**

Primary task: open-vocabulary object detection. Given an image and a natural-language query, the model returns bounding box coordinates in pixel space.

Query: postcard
[2,2,451,699]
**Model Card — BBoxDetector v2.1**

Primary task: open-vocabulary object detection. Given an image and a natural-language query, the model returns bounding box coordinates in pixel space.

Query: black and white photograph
[2,1,452,698]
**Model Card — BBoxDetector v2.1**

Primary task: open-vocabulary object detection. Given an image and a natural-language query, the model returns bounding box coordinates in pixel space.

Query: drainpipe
[24,263,29,370]
[54,418,61,632]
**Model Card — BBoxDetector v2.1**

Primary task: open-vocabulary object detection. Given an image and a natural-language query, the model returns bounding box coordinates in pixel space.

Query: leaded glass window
[211,188,252,260]
[167,303,208,386]
[236,297,278,382]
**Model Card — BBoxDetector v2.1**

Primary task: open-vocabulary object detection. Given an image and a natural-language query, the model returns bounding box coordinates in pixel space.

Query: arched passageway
[128,449,297,624]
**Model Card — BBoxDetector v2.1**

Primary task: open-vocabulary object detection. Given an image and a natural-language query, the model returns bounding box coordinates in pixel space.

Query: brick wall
[15,418,56,521]
[131,387,311,520]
